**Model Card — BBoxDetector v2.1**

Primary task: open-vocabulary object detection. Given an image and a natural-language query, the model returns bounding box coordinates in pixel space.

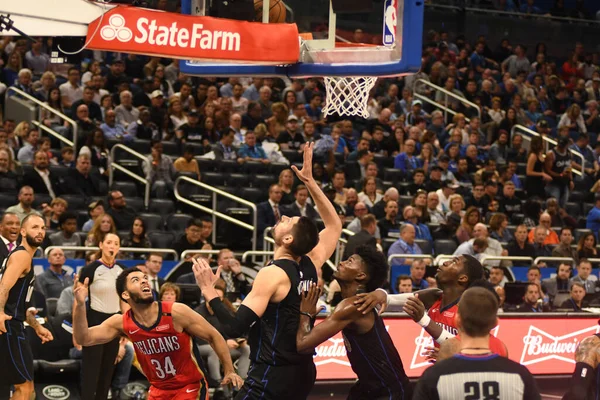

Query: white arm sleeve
[378,289,415,311]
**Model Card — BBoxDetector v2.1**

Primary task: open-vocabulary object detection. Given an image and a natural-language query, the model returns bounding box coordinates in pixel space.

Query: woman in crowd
[411,190,430,224]
[284,91,297,115]
[358,177,383,208]
[80,128,110,175]
[456,206,481,243]
[526,136,552,199]
[159,282,181,302]
[278,169,295,205]
[446,194,466,219]
[577,233,597,261]
[44,197,68,230]
[86,213,117,247]
[489,213,513,243]
[168,98,188,130]
[417,142,436,173]
[558,103,587,134]
[100,94,113,121]
[121,217,151,259]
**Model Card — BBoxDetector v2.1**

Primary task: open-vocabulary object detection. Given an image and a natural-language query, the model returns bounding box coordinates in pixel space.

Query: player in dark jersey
[295,245,411,399]
[354,254,508,358]
[0,214,53,399]
[413,287,540,399]
[193,143,342,399]
[562,331,600,399]
[73,267,243,400]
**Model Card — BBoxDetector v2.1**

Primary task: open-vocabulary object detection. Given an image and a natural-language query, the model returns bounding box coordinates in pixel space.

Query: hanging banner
[86,6,300,63]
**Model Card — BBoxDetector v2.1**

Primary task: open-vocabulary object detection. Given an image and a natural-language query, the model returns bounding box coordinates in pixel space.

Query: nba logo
[383,0,397,47]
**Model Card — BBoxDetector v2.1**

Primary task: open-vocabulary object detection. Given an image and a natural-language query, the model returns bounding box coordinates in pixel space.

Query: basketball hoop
[321,76,377,119]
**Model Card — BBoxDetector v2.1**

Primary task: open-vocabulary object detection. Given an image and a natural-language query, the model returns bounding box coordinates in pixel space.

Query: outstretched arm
[173,303,243,389]
[293,143,343,272]
[564,336,600,400]
[354,288,442,314]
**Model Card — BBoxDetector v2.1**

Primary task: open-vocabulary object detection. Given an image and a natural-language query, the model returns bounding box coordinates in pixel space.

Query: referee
[77,232,125,400]
[413,287,541,400]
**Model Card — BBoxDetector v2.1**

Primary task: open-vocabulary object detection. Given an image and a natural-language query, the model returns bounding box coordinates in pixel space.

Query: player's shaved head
[457,287,498,337]
[21,213,44,229]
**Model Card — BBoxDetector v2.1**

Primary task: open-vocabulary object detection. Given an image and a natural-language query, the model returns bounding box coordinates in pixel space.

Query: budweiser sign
[86,6,299,63]
[520,324,600,366]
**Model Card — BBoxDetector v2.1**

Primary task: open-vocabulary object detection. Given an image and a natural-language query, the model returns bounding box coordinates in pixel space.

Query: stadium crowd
[0,0,600,397]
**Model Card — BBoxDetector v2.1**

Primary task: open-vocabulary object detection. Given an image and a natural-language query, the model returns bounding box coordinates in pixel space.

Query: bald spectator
[106,190,137,231]
[114,90,139,127]
[101,109,130,142]
[371,187,399,220]
[229,113,245,147]
[403,205,433,243]
[367,108,393,135]
[6,186,42,222]
[35,248,73,298]
[378,200,400,239]
[528,212,559,245]
[343,214,378,260]
[16,128,39,164]
[75,104,97,140]
[532,225,553,257]
[344,188,359,219]
[394,139,418,172]
[22,150,62,199]
[258,86,273,119]
[388,224,422,266]
[71,86,102,123]
[426,192,446,224]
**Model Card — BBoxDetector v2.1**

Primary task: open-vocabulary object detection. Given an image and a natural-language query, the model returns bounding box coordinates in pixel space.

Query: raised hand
[291,142,314,183]
[192,257,221,290]
[73,275,89,306]
[353,289,388,315]
[300,283,321,317]
[403,293,426,322]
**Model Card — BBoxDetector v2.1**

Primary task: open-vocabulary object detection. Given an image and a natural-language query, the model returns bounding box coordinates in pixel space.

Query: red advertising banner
[86,6,299,63]
[314,316,599,380]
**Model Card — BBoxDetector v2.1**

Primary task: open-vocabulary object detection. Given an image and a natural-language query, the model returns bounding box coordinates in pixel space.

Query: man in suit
[0,212,19,262]
[212,128,238,161]
[145,253,165,295]
[542,262,572,301]
[22,150,62,199]
[216,249,250,302]
[282,184,318,220]
[342,214,377,260]
[257,183,282,236]
[64,153,104,199]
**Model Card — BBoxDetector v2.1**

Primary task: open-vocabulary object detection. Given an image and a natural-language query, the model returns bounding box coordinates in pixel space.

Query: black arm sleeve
[209,299,259,338]
[563,362,595,400]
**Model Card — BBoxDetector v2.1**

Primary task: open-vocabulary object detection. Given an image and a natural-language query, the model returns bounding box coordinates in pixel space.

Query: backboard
[179,0,424,78]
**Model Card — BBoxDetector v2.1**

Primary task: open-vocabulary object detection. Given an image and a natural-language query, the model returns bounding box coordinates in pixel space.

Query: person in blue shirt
[403,205,433,244]
[520,0,542,14]
[237,131,270,164]
[388,224,423,266]
[586,193,600,239]
[394,139,418,172]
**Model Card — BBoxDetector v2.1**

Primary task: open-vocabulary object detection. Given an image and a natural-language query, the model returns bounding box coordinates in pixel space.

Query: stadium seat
[269,162,289,176]
[33,194,52,209]
[553,292,570,309]
[138,213,164,231]
[383,168,403,183]
[166,214,193,232]
[570,191,586,203]
[149,199,176,215]
[382,238,397,253]
[434,239,458,255]
[125,197,145,212]
[148,231,176,249]
[196,157,216,172]
[282,150,302,164]
[46,298,58,317]
[74,232,88,245]
[129,140,151,155]
[48,165,69,180]
[239,187,266,204]
[0,193,16,208]
[226,173,249,187]
[111,181,139,198]
[187,142,204,155]
[160,141,179,157]
[511,213,524,225]
[583,203,594,216]
[201,171,225,187]
[242,161,269,175]
[175,171,198,181]
[216,159,239,173]
[565,202,582,217]
[373,155,394,170]
[60,194,86,211]
[77,210,89,228]
[398,195,413,207]
[334,152,345,165]
[415,239,432,255]
[251,174,276,189]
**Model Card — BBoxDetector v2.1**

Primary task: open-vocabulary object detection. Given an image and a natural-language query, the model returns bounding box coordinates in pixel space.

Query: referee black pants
[81,338,120,400]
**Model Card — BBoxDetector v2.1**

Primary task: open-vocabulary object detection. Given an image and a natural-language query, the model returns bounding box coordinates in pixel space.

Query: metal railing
[109,144,151,209]
[511,125,584,176]
[7,86,78,152]
[388,254,434,264]
[30,121,73,147]
[533,257,576,266]
[480,256,534,266]
[174,176,257,255]
[414,79,481,122]
[44,246,179,260]
[180,249,223,260]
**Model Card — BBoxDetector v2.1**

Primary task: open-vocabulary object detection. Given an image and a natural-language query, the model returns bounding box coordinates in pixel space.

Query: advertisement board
[314,315,598,380]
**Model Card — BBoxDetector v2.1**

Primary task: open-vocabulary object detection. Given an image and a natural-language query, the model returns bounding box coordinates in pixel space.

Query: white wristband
[435,329,456,344]
[417,314,431,328]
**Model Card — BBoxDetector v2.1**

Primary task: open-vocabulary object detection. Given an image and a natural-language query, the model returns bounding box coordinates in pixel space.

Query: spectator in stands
[358,177,382,208]
[85,213,116,246]
[378,200,400,239]
[453,237,489,260]
[426,192,446,224]
[106,190,137,231]
[16,128,39,164]
[143,141,175,199]
[489,266,508,288]
[532,225,553,258]
[216,249,249,301]
[542,262,571,301]
[343,214,377,261]
[560,282,587,311]
[173,145,201,180]
[489,130,509,164]
[545,197,577,231]
[59,67,82,110]
[456,206,481,243]
[558,104,587,134]
[456,223,504,263]
[238,130,269,164]
[257,183,282,237]
[114,90,138,128]
[101,109,131,142]
[527,266,542,287]
[409,259,429,291]
[212,128,237,161]
[277,115,304,151]
[489,213,512,243]
[506,224,535,258]
[371,187,398,220]
[388,224,422,266]
[586,193,600,238]
[199,218,214,250]
[121,217,150,259]
[159,282,180,302]
[545,136,574,207]
[282,184,318,220]
[516,283,547,312]
[60,147,74,168]
[498,182,521,220]
[396,275,413,294]
[0,149,19,193]
[173,218,207,259]
[527,212,559,245]
[82,200,104,233]
[501,44,530,78]
[520,0,542,14]
[331,170,348,207]
[570,259,598,294]
[552,227,578,261]
[408,168,427,195]
[241,102,264,131]
[412,190,430,224]
[144,253,164,296]
[436,180,458,215]
[0,212,19,260]
[393,139,418,172]
[22,150,62,199]
[49,212,82,258]
[454,158,473,191]
[35,248,73,298]
[80,129,110,175]
[525,136,552,199]
[6,186,41,222]
[446,194,466,219]
[72,86,103,123]
[65,153,104,198]
[403,205,433,243]
[577,232,597,260]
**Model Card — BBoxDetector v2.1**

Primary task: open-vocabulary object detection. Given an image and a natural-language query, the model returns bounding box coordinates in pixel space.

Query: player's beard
[25,234,43,248]
[130,292,154,304]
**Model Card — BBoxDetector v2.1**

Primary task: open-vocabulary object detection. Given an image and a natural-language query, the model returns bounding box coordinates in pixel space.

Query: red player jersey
[122,302,206,391]
[427,298,508,357]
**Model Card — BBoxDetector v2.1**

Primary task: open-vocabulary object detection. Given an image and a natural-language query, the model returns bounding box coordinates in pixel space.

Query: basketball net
[322,76,378,119]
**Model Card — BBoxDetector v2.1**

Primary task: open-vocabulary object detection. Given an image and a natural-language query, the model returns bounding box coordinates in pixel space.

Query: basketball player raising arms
[73,267,243,400]
[0,215,53,400]
[562,329,600,399]
[355,255,507,358]
[193,142,342,399]
[296,245,412,400]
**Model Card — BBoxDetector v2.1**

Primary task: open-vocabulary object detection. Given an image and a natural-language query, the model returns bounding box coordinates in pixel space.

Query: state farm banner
[314,316,599,380]
[86,6,299,63]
